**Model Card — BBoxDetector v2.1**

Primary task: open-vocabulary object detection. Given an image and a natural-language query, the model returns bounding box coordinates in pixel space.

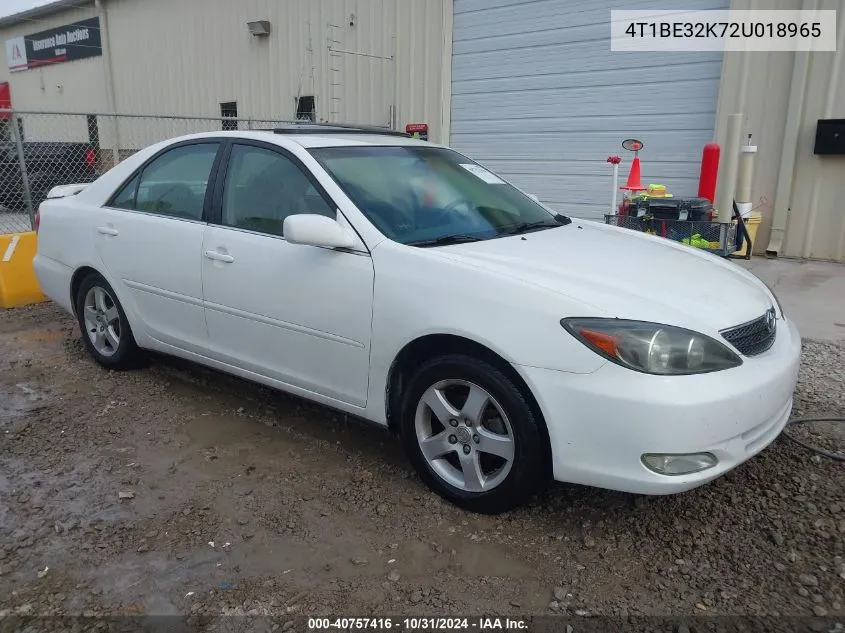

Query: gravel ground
[0,302,843,630]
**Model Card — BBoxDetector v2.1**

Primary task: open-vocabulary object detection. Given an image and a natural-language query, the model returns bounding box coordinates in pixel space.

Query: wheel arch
[69,265,102,317]
[385,333,553,480]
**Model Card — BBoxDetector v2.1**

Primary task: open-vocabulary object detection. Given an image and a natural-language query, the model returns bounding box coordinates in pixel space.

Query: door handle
[96,226,119,236]
[204,250,234,263]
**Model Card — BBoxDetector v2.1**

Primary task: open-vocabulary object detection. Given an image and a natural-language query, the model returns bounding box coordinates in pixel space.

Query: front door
[94,141,221,353]
[201,141,374,407]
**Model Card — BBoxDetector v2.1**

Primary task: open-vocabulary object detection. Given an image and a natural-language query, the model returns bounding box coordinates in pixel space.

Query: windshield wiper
[407,234,484,248]
[504,214,572,236]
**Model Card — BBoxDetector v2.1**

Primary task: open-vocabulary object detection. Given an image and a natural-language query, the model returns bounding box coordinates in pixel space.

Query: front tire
[74,273,141,369]
[399,354,545,514]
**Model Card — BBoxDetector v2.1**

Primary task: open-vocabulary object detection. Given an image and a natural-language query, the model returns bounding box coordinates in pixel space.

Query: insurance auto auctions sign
[5,17,102,73]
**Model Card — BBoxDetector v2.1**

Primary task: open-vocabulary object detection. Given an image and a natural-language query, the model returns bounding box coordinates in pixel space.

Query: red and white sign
[5,18,102,73]
[405,123,429,141]
[5,36,28,73]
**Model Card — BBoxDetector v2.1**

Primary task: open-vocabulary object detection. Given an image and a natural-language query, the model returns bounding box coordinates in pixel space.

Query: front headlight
[561,318,743,375]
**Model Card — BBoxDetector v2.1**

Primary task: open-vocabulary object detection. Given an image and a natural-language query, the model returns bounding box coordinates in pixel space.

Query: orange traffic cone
[620,156,646,192]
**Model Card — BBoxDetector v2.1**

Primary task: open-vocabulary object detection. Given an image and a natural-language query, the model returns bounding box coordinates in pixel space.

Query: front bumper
[517,317,802,495]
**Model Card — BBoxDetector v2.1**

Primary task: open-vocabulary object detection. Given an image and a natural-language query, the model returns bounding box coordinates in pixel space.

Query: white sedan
[33,126,801,514]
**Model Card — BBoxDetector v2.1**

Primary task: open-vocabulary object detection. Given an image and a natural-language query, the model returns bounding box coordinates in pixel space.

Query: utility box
[813,119,845,155]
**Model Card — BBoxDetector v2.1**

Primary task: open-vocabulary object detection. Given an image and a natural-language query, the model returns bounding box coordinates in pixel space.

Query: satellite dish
[622,139,644,152]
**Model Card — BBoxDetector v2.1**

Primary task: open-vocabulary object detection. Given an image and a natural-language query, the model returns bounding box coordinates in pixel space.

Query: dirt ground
[1,302,844,628]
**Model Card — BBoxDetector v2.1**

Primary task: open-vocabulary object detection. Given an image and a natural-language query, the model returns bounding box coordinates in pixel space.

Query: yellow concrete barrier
[0,231,47,309]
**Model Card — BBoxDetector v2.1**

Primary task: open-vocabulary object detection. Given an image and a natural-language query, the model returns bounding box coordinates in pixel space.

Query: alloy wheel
[414,379,515,492]
[82,286,121,357]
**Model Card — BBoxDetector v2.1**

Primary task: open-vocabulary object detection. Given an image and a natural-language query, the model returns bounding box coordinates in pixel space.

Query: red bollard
[698,142,720,203]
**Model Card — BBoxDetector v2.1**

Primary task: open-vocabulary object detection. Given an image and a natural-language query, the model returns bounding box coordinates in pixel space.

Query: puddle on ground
[0,382,50,424]
[84,522,535,615]
[87,553,200,615]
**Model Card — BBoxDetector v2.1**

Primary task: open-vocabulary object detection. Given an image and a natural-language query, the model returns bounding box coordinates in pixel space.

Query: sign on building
[5,17,102,73]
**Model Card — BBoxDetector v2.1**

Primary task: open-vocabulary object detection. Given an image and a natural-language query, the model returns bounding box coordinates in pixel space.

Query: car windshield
[309,145,568,246]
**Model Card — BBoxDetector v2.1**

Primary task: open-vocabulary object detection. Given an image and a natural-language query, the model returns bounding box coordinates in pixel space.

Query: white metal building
[445,0,845,262]
[1,0,844,261]
[0,0,451,139]
[448,0,728,221]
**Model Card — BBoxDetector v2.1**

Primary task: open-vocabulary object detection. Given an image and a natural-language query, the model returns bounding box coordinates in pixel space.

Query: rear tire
[74,272,141,369]
[399,354,545,514]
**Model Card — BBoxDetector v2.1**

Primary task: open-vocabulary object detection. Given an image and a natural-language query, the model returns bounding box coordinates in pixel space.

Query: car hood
[432,220,773,332]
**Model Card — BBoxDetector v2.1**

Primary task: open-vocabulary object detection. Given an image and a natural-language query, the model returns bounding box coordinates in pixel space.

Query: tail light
[85,147,96,170]
[34,207,41,233]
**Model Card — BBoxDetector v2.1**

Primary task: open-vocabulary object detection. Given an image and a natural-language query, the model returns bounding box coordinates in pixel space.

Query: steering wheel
[442,198,474,215]
[437,198,492,234]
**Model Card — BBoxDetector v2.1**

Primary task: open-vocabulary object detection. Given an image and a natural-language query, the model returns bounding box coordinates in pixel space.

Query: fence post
[9,112,35,230]
[109,115,120,169]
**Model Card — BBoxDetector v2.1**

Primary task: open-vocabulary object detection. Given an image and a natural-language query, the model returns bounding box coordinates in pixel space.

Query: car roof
[291,134,438,149]
[163,130,441,150]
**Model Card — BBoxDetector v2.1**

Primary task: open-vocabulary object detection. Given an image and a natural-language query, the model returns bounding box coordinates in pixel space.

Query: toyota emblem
[765,308,776,332]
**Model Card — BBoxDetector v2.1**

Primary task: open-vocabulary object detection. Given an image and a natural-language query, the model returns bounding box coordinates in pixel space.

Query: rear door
[94,140,223,353]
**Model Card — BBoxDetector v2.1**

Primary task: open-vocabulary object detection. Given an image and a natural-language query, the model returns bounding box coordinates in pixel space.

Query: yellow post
[0,232,47,308]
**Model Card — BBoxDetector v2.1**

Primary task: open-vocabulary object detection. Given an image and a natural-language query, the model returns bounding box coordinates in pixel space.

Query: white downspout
[737,136,757,210]
[438,0,453,145]
[715,113,743,223]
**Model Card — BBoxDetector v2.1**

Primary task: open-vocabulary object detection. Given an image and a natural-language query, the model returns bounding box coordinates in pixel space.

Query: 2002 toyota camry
[33,125,801,514]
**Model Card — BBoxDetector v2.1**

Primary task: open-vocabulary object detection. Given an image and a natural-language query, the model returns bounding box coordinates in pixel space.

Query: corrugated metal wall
[717,0,845,261]
[783,6,845,262]
[449,0,727,220]
[106,0,449,139]
[1,0,450,141]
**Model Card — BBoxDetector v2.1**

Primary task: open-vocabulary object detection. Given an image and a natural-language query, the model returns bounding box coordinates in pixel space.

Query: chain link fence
[0,110,297,234]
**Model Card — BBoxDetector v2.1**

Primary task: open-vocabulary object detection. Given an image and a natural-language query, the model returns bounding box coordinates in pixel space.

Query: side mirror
[283,214,355,249]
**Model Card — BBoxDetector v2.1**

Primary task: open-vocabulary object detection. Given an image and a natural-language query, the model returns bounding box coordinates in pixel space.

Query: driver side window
[221,144,334,237]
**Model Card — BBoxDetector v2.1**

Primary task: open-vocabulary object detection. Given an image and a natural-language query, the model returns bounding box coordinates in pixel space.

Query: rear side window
[112,174,139,210]
[109,143,219,220]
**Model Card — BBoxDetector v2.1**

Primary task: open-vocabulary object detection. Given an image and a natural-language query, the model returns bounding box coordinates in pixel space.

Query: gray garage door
[450,0,728,220]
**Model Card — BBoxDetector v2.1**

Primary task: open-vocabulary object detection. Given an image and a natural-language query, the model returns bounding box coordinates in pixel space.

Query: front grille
[721,308,777,356]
